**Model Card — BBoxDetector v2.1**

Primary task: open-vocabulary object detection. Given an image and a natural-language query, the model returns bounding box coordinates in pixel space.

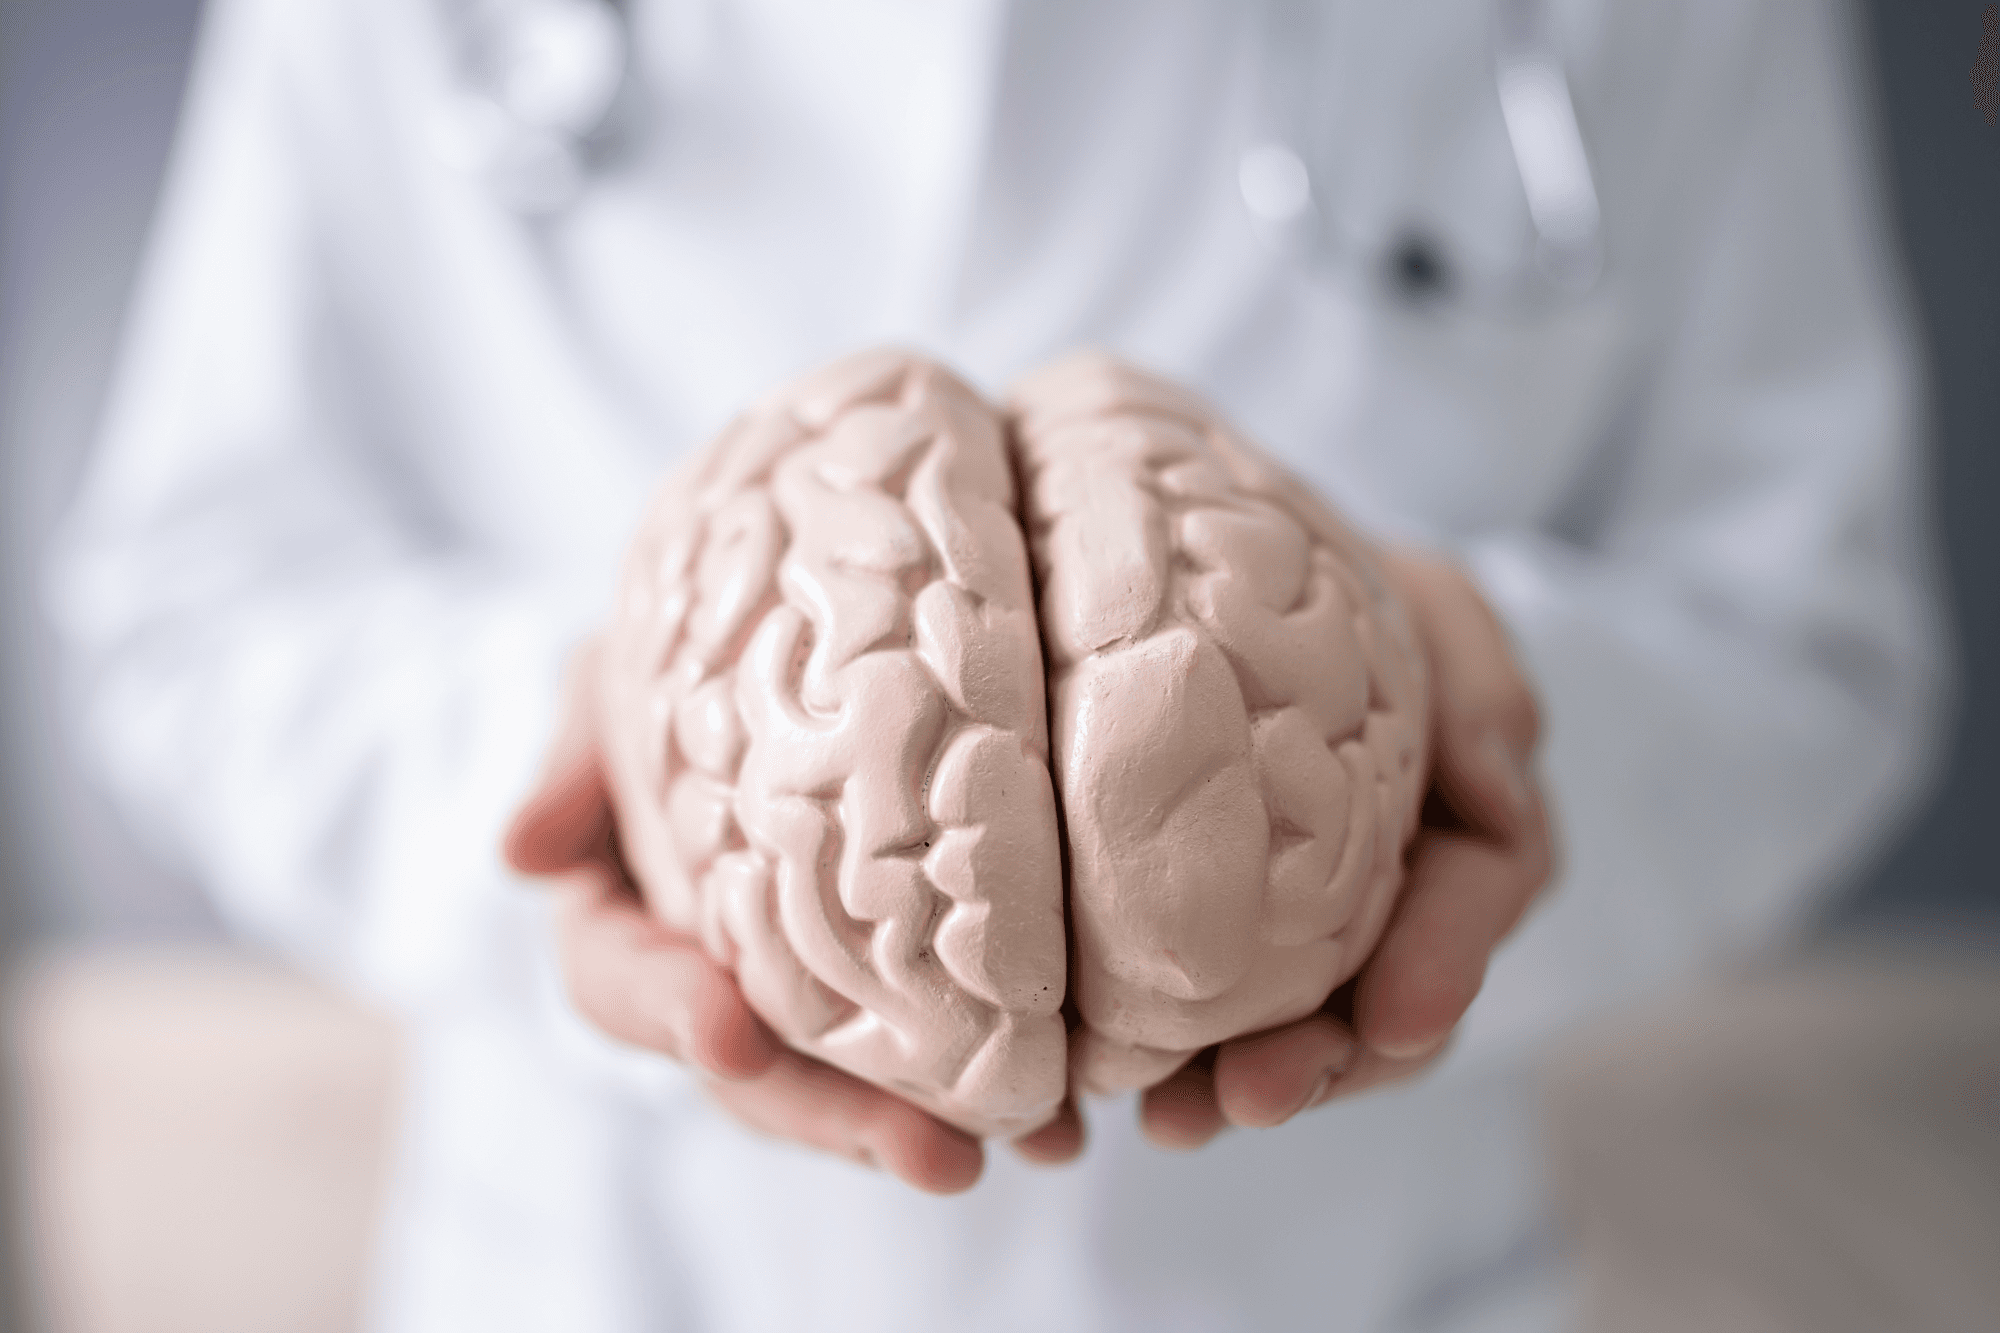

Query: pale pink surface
[600,350,1069,1137]
[600,349,1428,1131]
[1012,353,1429,1096]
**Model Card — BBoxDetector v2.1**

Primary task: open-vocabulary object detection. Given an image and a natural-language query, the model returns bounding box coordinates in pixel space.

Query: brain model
[600,349,1427,1137]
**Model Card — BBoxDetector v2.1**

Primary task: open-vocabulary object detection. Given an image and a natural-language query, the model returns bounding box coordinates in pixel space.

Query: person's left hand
[1140,550,1558,1148]
[504,638,1086,1193]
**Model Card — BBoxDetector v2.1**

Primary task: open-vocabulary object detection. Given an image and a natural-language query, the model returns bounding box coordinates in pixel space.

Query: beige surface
[1546,942,2000,1333]
[7,946,398,1333]
[8,939,1995,1330]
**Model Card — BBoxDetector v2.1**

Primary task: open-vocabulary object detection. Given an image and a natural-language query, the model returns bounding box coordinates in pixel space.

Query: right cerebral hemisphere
[598,349,1427,1137]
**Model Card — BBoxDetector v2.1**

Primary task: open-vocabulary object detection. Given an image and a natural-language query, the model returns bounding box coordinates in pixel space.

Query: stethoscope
[430,0,632,213]
[436,0,1602,309]
[1242,0,1603,311]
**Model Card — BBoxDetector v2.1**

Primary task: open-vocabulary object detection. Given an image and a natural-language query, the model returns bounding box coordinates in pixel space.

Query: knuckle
[1412,562,1539,753]
[1384,965,1480,1047]
[1523,835,1555,892]
[1457,664,1537,749]
[1516,808,1558,887]
[565,968,630,1043]
[1496,833,1557,935]
[1503,686,1542,751]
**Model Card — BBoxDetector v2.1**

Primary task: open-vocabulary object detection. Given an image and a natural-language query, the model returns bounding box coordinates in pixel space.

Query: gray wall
[1,4,207,1327]
[1834,0,2000,931]
[1,0,214,945]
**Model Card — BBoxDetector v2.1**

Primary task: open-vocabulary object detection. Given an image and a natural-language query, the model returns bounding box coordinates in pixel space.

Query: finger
[504,746,612,875]
[706,1051,985,1195]
[1392,553,1540,757]
[552,864,780,1080]
[1354,827,1551,1060]
[1434,725,1537,846]
[1211,1014,1359,1129]
[1309,1037,1454,1105]
[1139,1057,1228,1151]
[1388,553,1541,839]
[545,636,608,771]
[504,637,610,874]
[1011,1097,1086,1167]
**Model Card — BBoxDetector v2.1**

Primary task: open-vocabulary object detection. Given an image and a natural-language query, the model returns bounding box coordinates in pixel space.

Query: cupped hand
[504,639,1082,1192]
[513,548,1550,1170]
[1141,550,1557,1149]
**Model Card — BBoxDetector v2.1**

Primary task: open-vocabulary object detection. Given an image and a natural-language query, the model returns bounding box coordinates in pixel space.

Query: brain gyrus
[599,349,1427,1137]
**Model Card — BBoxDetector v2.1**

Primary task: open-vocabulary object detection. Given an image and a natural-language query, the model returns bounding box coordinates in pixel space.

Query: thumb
[504,744,611,875]
[505,636,612,874]
[1386,552,1541,841]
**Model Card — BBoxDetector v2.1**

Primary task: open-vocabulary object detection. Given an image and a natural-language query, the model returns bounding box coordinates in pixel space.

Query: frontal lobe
[599,350,1068,1137]
[1012,352,1430,1096]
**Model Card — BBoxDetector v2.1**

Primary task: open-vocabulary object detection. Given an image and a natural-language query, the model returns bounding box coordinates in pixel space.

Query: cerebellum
[598,348,1429,1134]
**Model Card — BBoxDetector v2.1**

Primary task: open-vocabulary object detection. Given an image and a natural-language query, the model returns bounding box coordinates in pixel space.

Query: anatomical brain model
[599,349,1427,1137]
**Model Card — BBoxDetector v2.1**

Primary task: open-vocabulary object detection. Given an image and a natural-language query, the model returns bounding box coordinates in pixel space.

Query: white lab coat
[52,0,1945,1329]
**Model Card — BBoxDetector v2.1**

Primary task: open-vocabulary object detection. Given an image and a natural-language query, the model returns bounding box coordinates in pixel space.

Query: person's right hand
[1137,550,1556,1147]
[502,640,1085,1195]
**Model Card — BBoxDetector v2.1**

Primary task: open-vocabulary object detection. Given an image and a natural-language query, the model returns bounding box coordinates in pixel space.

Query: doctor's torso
[323,0,1714,609]
[109,3,1832,1330]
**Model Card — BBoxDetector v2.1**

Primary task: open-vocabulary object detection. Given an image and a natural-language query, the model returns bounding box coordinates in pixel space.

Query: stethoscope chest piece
[1244,0,1602,313]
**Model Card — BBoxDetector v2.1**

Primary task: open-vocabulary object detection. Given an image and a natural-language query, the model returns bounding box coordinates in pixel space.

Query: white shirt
[52,1,1945,1329]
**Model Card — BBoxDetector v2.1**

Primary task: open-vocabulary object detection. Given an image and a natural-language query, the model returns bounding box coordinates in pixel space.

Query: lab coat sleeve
[1456,3,1949,1053]
[47,0,579,1006]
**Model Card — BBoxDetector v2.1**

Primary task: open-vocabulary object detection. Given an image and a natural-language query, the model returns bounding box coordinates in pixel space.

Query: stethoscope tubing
[440,0,1604,307]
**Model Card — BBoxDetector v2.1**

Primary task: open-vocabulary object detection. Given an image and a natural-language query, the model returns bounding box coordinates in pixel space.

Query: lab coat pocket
[1255,0,1631,533]
[1339,289,1632,535]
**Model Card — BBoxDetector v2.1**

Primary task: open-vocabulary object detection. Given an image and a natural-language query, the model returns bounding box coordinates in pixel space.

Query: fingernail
[1480,730,1532,817]
[1295,1039,1358,1116]
[1372,1031,1449,1062]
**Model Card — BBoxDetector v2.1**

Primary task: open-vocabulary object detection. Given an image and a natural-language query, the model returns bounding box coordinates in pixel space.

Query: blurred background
[1,1,1995,1330]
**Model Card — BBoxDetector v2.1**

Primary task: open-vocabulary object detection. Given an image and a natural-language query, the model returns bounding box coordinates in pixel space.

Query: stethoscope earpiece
[435,0,628,214]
